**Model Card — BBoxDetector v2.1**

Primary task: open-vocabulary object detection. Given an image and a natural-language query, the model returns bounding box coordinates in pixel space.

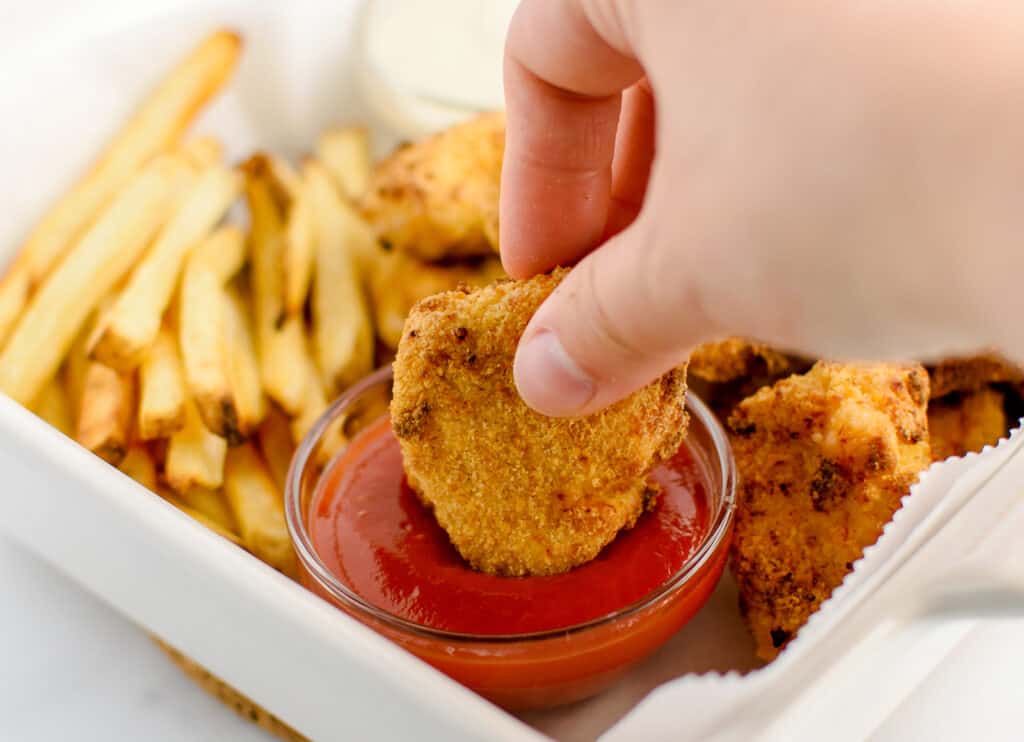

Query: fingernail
[514,329,595,416]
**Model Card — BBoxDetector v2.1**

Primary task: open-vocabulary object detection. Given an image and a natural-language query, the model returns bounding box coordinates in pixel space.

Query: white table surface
[0,535,274,742]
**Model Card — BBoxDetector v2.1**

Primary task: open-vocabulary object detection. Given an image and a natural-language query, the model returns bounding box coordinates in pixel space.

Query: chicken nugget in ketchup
[390,268,689,577]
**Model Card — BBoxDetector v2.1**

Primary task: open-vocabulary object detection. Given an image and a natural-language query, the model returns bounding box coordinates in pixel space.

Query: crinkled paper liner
[523,424,1024,742]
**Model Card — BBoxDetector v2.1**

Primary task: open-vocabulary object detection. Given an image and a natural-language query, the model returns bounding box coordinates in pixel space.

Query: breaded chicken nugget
[391,269,689,577]
[370,251,506,349]
[361,112,504,261]
[928,387,1007,462]
[688,339,809,423]
[929,352,1022,399]
[689,338,793,383]
[727,362,930,660]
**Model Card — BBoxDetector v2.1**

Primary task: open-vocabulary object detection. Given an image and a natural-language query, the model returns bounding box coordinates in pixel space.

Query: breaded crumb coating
[728,362,931,660]
[928,387,1007,462]
[391,269,689,577]
[929,352,1022,399]
[370,251,506,350]
[689,338,793,384]
[361,112,504,261]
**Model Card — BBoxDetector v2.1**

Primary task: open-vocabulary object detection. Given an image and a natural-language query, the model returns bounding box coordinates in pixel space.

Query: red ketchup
[309,416,711,635]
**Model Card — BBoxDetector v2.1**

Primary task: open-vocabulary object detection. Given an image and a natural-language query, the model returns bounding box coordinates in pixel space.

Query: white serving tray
[4,3,1022,741]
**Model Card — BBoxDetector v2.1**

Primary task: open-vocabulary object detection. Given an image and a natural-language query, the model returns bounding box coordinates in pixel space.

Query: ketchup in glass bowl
[285,367,736,711]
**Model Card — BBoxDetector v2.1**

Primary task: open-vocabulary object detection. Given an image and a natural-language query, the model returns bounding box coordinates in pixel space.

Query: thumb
[513,216,719,417]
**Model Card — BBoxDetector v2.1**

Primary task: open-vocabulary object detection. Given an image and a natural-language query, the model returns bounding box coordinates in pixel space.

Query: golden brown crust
[689,338,793,384]
[360,112,504,261]
[928,353,1022,399]
[369,250,506,349]
[153,639,308,742]
[727,362,931,660]
[391,269,689,576]
[927,387,1008,462]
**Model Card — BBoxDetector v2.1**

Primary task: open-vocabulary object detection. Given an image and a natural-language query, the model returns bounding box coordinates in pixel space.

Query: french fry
[170,499,244,546]
[0,271,29,351]
[317,126,371,201]
[189,224,247,281]
[268,155,303,195]
[119,445,158,491]
[30,377,73,436]
[138,326,187,439]
[0,155,192,405]
[222,287,266,437]
[179,136,224,170]
[243,157,308,414]
[165,398,227,491]
[257,156,315,315]
[89,164,241,371]
[0,30,242,345]
[305,160,375,392]
[290,350,329,445]
[179,228,251,441]
[283,183,316,316]
[224,443,295,574]
[257,405,294,494]
[76,362,135,465]
[63,313,96,419]
[180,260,233,439]
[173,485,238,535]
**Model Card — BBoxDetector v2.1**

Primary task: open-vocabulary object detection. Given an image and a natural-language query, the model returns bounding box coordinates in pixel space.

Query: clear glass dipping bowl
[285,366,736,711]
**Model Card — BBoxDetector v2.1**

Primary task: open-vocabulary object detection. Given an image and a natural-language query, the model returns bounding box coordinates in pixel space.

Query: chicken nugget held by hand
[390,269,689,577]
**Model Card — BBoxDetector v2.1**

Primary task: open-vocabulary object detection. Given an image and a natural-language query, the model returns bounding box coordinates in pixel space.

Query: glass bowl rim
[285,365,737,644]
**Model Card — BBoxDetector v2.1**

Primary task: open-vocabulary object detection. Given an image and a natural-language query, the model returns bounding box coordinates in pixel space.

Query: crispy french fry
[257,156,315,315]
[165,398,227,491]
[138,326,187,439]
[188,224,247,281]
[257,405,294,494]
[179,136,224,170]
[244,157,308,414]
[76,362,135,465]
[173,486,238,535]
[305,160,375,392]
[89,165,241,371]
[0,30,242,344]
[30,377,73,436]
[291,350,329,445]
[180,260,233,438]
[224,443,295,573]
[179,228,251,441]
[170,499,244,545]
[283,184,316,315]
[0,155,192,405]
[222,286,266,437]
[317,126,371,201]
[0,270,29,351]
[63,315,96,420]
[119,445,158,491]
[268,155,302,195]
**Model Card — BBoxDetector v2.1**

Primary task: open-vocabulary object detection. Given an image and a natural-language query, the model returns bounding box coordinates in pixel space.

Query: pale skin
[501,0,1024,417]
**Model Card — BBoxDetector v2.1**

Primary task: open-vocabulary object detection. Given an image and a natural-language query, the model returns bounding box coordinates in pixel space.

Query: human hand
[500,0,1024,416]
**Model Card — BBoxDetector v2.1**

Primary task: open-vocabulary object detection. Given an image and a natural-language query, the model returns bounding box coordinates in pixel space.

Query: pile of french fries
[0,30,378,577]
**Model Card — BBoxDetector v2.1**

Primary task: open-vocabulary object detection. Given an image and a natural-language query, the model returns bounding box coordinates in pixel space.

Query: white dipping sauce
[356,0,516,140]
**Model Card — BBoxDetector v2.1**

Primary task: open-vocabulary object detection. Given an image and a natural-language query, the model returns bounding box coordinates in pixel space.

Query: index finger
[500,0,643,278]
